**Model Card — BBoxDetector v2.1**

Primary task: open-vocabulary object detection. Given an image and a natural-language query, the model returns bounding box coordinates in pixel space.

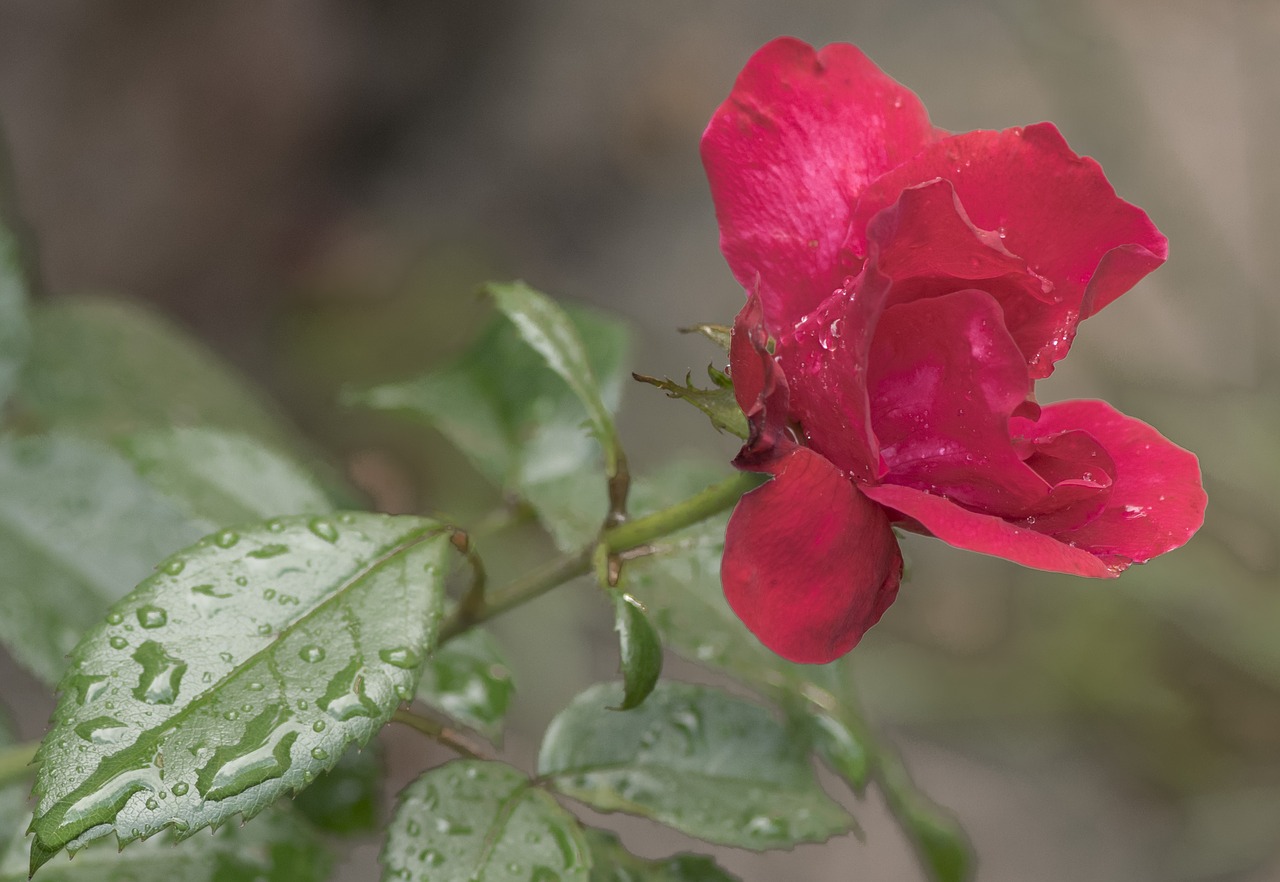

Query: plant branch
[390,709,492,760]
[438,469,764,641]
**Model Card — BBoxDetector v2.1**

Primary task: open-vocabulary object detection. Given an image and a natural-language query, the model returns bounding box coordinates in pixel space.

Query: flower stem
[0,740,38,789]
[439,470,764,642]
[390,709,491,760]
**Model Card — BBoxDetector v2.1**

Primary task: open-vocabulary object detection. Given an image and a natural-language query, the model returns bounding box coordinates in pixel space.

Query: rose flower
[703,38,1207,663]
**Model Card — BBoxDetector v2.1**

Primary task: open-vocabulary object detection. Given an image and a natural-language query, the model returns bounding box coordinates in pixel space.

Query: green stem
[390,709,490,760]
[0,740,38,788]
[439,470,764,641]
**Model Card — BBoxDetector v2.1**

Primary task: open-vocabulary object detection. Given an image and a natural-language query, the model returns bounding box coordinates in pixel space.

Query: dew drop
[219,651,234,663]
[136,605,168,629]
[109,636,128,650]
[162,559,185,576]
[308,517,339,544]
[433,817,473,836]
[406,820,422,837]
[235,576,248,586]
[248,680,265,691]
[131,641,187,705]
[420,849,444,866]
[378,647,421,670]
[213,529,240,549]
[312,720,326,733]
[310,747,329,760]
[106,611,124,625]
[172,782,190,796]
[224,710,239,721]
[248,543,289,560]
[266,518,286,533]
[257,623,273,636]
[145,798,158,811]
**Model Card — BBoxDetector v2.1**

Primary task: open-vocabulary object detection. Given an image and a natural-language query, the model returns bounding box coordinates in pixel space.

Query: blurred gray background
[1,1,1278,880]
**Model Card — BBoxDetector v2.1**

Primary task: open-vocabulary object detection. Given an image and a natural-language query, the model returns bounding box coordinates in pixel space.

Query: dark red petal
[1028,400,1207,569]
[774,265,891,482]
[723,447,903,663]
[868,289,1050,512]
[1016,429,1115,533]
[701,37,936,331]
[847,123,1167,377]
[729,293,794,469]
[861,482,1117,578]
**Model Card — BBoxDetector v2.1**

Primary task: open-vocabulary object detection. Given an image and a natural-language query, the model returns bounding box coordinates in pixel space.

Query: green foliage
[538,681,854,850]
[415,628,515,744]
[28,514,454,873]
[0,807,331,882]
[0,434,212,684]
[584,828,741,882]
[633,368,747,439]
[488,280,625,478]
[612,593,663,710]
[382,759,592,882]
[15,297,298,448]
[350,295,630,551]
[294,742,383,835]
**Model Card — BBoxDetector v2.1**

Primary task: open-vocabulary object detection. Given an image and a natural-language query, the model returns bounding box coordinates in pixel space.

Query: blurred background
[1,1,1277,880]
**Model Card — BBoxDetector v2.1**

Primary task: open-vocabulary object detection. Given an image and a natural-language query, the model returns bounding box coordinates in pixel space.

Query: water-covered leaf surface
[538,682,853,850]
[350,300,629,551]
[416,629,514,744]
[29,513,453,873]
[0,806,330,882]
[584,828,741,881]
[382,759,591,882]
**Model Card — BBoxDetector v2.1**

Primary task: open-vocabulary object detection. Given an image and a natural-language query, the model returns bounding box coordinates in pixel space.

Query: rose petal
[774,264,892,482]
[1026,400,1206,569]
[723,447,903,663]
[1016,428,1115,533]
[861,482,1117,578]
[868,289,1053,513]
[847,123,1167,377]
[729,293,794,468]
[701,37,936,331]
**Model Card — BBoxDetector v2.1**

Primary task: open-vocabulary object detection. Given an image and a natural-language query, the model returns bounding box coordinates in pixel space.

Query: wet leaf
[114,426,333,525]
[0,435,211,684]
[28,513,453,873]
[294,741,382,835]
[350,300,629,551]
[584,828,741,881]
[488,281,623,476]
[0,805,330,882]
[538,681,853,850]
[633,370,747,439]
[613,593,662,711]
[381,759,591,882]
[416,629,514,744]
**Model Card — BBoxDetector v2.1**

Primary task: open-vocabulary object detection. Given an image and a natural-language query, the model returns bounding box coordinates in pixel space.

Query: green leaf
[487,281,623,477]
[633,369,747,439]
[584,828,741,882]
[612,593,662,711]
[351,300,629,551]
[16,297,297,448]
[877,753,974,882]
[538,681,853,850]
[0,435,211,684]
[679,323,732,352]
[415,629,514,745]
[114,426,333,524]
[28,513,454,873]
[0,806,331,882]
[382,759,591,882]
[294,741,382,835]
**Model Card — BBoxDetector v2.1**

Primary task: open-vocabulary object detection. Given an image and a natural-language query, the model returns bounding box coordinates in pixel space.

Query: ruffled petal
[774,264,891,482]
[729,293,794,469]
[847,123,1167,377]
[701,37,936,331]
[723,447,903,663]
[861,482,1117,578]
[1025,400,1206,570]
[868,289,1052,512]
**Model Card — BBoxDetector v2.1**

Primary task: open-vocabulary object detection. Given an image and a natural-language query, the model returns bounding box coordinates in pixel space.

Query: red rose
[703,37,1207,663]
